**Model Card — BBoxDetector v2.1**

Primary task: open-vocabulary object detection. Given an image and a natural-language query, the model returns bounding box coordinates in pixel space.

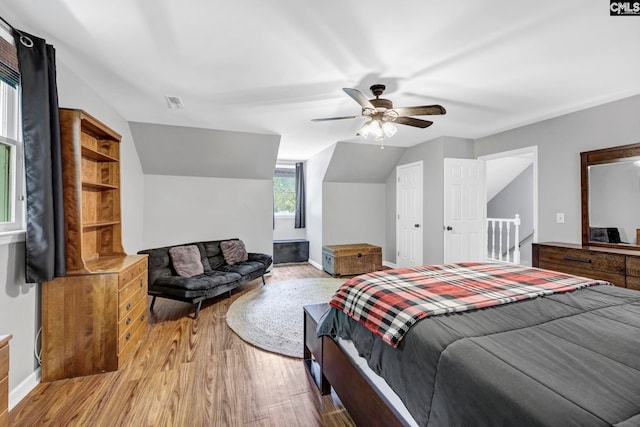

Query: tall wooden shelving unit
[41,109,148,382]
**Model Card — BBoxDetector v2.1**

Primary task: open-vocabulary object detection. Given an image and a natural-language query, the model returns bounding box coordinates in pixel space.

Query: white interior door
[396,161,423,268]
[444,158,486,263]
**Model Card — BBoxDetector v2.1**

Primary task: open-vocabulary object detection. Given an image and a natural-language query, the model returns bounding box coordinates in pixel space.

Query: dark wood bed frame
[320,335,407,427]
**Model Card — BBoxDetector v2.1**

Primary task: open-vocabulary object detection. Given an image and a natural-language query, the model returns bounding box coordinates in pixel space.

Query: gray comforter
[318,284,640,427]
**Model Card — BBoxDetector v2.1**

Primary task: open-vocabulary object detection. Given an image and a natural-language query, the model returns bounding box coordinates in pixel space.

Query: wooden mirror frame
[581,142,640,249]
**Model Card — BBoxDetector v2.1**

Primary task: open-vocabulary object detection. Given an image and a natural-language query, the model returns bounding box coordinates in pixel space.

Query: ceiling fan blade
[343,88,375,109]
[311,116,359,122]
[394,117,434,128]
[391,105,446,116]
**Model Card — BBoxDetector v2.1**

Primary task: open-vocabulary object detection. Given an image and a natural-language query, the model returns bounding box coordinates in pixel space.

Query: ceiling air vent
[165,95,184,109]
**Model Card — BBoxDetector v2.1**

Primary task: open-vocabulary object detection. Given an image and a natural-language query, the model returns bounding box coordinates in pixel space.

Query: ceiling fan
[312,84,446,146]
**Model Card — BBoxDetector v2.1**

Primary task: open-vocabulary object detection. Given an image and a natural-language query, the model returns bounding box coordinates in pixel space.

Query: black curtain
[13,29,65,283]
[294,162,305,229]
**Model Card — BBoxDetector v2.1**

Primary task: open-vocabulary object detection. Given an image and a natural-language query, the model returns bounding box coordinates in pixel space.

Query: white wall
[322,182,387,259]
[0,60,145,406]
[143,175,273,255]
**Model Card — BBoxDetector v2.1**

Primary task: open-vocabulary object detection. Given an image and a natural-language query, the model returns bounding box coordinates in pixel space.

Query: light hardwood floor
[10,264,356,426]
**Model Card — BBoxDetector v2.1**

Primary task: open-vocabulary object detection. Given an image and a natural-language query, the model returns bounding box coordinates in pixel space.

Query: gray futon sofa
[138,238,272,319]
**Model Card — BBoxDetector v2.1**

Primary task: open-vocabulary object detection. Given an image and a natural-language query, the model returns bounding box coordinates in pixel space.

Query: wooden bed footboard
[321,336,405,427]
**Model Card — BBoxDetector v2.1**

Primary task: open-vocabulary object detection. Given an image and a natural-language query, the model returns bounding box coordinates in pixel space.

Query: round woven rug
[226,278,345,358]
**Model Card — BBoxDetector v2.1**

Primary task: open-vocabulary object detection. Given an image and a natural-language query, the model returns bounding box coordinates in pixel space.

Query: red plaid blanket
[329,262,610,347]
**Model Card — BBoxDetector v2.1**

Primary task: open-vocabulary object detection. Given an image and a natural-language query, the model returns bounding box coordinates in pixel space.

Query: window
[273,166,296,215]
[0,31,23,236]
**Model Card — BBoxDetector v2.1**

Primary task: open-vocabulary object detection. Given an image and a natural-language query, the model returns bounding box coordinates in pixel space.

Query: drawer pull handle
[125,316,132,325]
[564,256,592,263]
[125,332,131,341]
[126,302,132,310]
[357,253,362,258]
[140,314,145,322]
[140,278,143,287]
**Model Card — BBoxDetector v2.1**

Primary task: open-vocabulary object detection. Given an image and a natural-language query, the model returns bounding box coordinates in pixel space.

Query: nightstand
[303,303,330,395]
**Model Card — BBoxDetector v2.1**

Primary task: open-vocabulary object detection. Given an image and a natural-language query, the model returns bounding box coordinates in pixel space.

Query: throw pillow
[221,240,248,265]
[169,245,204,277]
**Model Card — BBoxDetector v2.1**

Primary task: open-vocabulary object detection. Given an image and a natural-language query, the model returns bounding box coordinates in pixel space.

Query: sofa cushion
[221,240,248,265]
[154,270,242,291]
[218,261,265,277]
[202,240,226,269]
[169,245,204,277]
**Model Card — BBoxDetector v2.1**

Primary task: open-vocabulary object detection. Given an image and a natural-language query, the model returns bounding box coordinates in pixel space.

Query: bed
[317,262,640,427]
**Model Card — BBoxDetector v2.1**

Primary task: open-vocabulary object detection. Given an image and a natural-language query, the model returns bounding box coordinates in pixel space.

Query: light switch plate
[556,213,565,224]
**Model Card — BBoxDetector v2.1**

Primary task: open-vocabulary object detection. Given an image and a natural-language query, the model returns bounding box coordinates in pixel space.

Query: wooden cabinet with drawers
[533,242,640,289]
[0,335,10,427]
[41,110,148,382]
[41,254,148,382]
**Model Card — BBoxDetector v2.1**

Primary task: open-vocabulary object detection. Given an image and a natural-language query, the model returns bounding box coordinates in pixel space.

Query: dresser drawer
[626,256,640,278]
[119,273,146,316]
[118,299,146,350]
[0,344,7,379]
[119,257,148,290]
[118,296,147,338]
[0,377,6,425]
[536,246,625,274]
[118,276,147,321]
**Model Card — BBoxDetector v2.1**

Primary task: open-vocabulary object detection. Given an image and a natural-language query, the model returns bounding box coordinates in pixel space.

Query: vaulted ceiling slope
[129,122,280,179]
[2,1,640,160]
[324,142,406,183]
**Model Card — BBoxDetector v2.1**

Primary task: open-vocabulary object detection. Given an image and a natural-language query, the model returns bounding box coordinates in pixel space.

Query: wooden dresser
[42,256,148,381]
[532,242,640,290]
[0,335,10,427]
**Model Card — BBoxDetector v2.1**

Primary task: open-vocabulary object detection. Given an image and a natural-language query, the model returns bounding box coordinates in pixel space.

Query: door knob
[414,224,420,228]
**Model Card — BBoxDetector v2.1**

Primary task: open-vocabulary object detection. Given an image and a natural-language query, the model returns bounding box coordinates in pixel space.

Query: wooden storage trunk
[322,244,382,277]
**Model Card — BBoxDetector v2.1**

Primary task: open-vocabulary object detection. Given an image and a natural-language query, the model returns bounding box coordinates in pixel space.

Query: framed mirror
[581,143,640,249]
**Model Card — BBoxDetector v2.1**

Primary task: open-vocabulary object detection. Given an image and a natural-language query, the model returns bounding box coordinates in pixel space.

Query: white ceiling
[3,0,640,160]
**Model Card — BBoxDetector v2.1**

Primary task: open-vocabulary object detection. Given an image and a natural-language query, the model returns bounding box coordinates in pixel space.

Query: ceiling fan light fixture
[382,121,397,138]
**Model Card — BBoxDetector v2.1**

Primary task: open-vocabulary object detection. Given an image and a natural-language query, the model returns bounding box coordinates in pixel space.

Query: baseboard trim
[9,367,40,410]
[308,259,323,271]
[383,261,397,269]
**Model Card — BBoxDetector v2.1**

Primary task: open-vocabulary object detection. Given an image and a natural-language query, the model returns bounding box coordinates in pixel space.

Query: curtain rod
[0,15,32,47]
[0,16,16,32]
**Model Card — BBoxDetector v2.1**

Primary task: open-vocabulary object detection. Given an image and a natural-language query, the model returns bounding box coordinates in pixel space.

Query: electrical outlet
[556,213,565,224]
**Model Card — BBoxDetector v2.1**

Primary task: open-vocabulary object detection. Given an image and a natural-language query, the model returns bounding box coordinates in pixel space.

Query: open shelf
[83,220,121,230]
[81,146,118,162]
[82,181,119,190]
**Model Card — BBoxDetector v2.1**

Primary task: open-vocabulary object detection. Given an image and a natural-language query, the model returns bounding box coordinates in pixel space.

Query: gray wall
[476,94,640,245]
[142,175,273,255]
[305,144,335,266]
[487,165,534,264]
[129,122,280,180]
[392,136,475,265]
[0,60,145,403]
[322,182,387,259]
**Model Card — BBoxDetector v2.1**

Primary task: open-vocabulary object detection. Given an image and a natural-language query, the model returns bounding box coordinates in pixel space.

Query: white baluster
[514,214,521,265]
[506,221,511,263]
[498,221,503,261]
